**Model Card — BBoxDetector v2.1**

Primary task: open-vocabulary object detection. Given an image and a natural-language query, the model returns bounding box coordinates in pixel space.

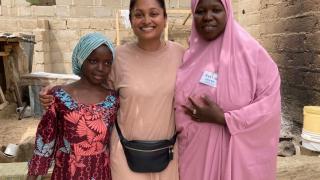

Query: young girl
[27,32,119,180]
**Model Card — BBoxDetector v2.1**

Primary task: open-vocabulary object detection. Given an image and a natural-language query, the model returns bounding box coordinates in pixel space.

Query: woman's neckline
[132,40,169,54]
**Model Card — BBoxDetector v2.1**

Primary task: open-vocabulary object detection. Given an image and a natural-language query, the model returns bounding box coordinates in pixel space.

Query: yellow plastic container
[302,106,320,151]
[303,106,320,134]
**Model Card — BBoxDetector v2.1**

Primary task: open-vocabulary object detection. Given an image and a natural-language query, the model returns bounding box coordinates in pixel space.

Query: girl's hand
[39,85,54,109]
[182,95,226,125]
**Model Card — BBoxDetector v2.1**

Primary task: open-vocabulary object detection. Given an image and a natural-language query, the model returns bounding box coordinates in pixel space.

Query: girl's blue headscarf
[72,32,115,76]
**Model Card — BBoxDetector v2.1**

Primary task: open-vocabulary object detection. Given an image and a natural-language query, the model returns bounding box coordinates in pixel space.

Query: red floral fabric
[28,88,119,180]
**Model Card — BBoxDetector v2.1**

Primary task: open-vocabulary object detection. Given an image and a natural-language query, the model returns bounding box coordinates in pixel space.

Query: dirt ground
[0,103,39,148]
[0,103,320,179]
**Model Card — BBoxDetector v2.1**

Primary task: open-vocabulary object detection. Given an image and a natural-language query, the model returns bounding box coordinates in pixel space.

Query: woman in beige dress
[40,0,184,179]
[109,0,184,179]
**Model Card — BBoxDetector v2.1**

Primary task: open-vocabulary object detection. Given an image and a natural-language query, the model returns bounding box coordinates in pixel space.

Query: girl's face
[194,0,227,41]
[130,0,167,42]
[82,45,113,85]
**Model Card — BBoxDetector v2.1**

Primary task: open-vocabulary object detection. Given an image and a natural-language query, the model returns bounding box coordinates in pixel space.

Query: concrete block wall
[233,0,262,39]
[0,0,190,73]
[233,0,320,138]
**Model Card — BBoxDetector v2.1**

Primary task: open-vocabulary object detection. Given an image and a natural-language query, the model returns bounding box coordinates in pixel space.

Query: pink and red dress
[28,87,119,180]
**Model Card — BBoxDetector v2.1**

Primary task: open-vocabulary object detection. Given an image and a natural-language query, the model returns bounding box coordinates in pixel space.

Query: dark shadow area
[26,0,56,6]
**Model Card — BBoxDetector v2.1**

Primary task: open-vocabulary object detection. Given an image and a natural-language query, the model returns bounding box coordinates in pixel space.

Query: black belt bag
[115,120,177,173]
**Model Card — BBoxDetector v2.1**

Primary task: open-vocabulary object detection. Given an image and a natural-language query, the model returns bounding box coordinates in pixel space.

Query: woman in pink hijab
[175,0,281,179]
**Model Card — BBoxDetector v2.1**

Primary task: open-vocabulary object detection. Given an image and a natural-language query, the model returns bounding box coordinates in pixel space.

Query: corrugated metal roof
[0,33,35,43]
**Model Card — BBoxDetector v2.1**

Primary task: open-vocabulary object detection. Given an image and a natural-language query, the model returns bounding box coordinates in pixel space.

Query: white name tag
[199,71,218,87]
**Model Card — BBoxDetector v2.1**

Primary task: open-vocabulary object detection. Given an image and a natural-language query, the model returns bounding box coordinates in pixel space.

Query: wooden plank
[0,86,7,103]
[2,45,13,90]
[116,10,120,46]
[0,37,20,42]
[0,52,9,57]
[8,56,23,107]
[165,21,169,41]
[0,86,8,110]
[0,101,9,110]
[4,45,13,53]
[2,56,11,90]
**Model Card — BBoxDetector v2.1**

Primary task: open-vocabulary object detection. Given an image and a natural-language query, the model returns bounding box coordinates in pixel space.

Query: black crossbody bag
[115,120,177,173]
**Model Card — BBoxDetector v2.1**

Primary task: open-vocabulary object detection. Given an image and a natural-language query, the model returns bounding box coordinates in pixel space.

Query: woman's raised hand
[39,85,54,109]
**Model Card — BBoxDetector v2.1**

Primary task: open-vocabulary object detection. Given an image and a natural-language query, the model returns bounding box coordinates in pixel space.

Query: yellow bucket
[303,106,320,134]
[302,106,320,151]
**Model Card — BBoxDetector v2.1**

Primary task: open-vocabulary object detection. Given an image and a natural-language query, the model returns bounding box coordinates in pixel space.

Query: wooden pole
[116,10,120,46]
[9,56,23,107]
[0,50,9,110]
[2,46,12,90]
[165,21,169,41]
[0,86,8,110]
[3,45,23,107]
[183,13,192,25]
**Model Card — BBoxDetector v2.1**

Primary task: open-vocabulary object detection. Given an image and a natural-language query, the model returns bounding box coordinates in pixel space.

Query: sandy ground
[0,103,320,179]
[0,104,39,147]
[277,156,320,180]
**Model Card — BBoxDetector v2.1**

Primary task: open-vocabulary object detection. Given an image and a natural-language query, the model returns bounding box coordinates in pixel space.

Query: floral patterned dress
[28,87,119,180]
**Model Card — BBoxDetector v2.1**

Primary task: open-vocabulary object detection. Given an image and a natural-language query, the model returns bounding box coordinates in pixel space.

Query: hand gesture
[39,85,54,109]
[182,95,226,125]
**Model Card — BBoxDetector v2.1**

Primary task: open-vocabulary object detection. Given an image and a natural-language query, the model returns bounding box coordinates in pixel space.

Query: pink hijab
[175,0,281,179]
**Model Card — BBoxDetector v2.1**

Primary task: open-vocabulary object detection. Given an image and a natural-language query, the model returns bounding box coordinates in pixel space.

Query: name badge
[199,71,218,87]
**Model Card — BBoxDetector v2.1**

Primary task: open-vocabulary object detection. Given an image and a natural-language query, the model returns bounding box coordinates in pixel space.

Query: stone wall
[233,0,320,137]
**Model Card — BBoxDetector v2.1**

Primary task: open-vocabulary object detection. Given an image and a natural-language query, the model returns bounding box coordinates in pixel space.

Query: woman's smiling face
[130,0,167,42]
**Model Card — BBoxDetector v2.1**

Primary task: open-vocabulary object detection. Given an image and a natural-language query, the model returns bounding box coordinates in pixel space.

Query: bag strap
[170,132,178,144]
[115,120,126,142]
